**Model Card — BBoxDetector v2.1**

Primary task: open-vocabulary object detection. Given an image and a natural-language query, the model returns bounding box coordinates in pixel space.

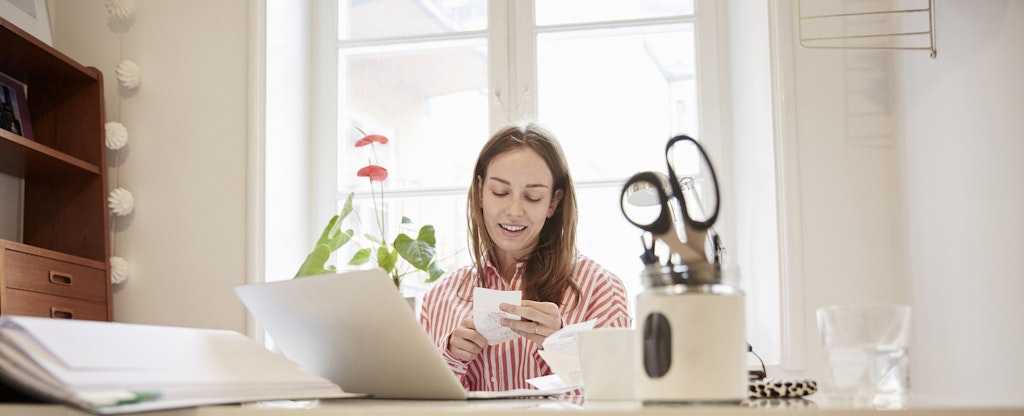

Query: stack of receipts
[0,316,350,414]
[471,288,596,390]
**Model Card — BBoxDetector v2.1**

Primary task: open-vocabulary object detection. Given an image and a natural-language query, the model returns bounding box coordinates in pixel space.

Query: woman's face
[479,147,563,264]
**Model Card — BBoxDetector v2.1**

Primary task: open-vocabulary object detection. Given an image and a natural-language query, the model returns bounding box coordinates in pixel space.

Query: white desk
[2,396,1022,416]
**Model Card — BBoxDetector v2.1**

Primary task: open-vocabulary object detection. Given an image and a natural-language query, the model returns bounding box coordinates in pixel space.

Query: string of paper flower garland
[105,0,138,285]
[105,0,134,19]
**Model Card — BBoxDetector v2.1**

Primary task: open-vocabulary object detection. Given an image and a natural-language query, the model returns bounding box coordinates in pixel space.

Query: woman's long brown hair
[464,123,581,308]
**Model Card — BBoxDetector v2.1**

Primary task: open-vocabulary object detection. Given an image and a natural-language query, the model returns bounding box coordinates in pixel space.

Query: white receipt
[473,288,522,345]
[533,319,597,388]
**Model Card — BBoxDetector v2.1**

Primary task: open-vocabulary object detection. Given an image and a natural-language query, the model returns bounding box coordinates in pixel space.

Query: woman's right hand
[448,317,488,362]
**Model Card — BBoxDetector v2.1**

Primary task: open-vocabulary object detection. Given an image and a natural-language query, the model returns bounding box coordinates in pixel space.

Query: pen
[81,390,162,407]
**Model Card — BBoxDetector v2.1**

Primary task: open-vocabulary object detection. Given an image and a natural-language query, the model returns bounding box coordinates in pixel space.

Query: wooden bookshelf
[0,18,111,321]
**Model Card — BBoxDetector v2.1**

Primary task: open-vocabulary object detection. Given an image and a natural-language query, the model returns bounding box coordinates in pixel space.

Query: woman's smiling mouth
[500,223,526,232]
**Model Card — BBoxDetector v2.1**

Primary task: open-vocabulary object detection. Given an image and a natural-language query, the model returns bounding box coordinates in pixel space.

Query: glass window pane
[535,0,693,26]
[340,0,487,40]
[576,186,646,310]
[536,24,698,183]
[339,39,489,192]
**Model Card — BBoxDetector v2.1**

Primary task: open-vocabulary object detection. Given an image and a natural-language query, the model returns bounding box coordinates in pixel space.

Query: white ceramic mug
[577,328,636,401]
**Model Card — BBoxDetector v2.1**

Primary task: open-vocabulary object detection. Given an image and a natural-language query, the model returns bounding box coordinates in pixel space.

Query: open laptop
[234,270,571,400]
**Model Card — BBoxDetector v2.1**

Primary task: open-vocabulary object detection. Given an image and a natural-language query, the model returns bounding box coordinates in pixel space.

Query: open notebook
[234,270,572,400]
[0,316,349,414]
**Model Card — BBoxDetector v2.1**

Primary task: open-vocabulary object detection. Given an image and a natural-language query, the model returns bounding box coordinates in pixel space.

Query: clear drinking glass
[817,304,911,408]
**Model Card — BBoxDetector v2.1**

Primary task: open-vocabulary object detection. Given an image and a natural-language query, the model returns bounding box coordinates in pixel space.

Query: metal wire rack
[797,0,936,58]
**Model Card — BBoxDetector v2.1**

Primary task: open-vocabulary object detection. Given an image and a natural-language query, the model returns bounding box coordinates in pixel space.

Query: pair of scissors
[620,135,721,283]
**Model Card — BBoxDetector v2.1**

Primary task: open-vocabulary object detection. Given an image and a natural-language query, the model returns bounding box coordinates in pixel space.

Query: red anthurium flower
[357,165,388,182]
[355,134,389,147]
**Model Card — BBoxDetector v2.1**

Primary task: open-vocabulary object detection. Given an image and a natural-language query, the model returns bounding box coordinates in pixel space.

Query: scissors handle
[665,135,720,231]
[620,171,674,235]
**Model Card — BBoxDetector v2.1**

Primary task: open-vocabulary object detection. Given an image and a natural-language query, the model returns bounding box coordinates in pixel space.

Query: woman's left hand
[500,300,562,343]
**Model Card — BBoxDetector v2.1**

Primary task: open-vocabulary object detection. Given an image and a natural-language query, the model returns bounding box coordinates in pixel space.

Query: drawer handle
[49,271,73,286]
[50,307,75,319]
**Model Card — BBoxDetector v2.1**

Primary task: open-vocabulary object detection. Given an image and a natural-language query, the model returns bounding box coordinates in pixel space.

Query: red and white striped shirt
[418,254,629,391]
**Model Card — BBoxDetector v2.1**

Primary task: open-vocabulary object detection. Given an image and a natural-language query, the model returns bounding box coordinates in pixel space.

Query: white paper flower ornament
[116,60,141,89]
[108,187,135,216]
[104,0,135,19]
[110,256,130,284]
[105,121,128,150]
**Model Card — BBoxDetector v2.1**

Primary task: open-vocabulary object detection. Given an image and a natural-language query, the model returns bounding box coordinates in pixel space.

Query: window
[291,0,781,364]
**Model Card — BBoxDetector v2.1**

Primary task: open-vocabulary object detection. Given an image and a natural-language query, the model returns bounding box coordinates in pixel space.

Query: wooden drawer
[3,288,108,321]
[3,249,107,302]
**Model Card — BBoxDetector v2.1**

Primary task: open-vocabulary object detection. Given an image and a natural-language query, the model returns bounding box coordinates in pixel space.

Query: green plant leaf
[365,233,384,245]
[348,248,372,266]
[317,194,356,247]
[339,192,355,222]
[315,215,340,247]
[426,261,445,283]
[295,193,360,278]
[327,229,355,252]
[416,224,437,245]
[294,244,333,277]
[395,230,436,271]
[328,194,356,250]
[378,245,399,273]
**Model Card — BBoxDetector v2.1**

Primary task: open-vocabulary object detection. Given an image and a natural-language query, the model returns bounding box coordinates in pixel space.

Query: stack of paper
[0,316,353,414]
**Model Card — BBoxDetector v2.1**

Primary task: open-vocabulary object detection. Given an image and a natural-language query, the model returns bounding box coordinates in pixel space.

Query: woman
[419,123,629,391]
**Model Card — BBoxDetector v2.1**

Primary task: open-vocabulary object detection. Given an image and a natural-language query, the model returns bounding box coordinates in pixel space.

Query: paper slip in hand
[534,319,596,388]
[472,287,522,345]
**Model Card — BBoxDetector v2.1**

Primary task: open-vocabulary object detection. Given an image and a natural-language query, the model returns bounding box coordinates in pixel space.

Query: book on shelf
[0,72,32,140]
[0,316,358,414]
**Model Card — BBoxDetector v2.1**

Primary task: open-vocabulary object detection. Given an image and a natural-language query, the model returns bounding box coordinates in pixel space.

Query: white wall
[896,1,1024,402]
[773,0,1024,401]
[50,0,251,332]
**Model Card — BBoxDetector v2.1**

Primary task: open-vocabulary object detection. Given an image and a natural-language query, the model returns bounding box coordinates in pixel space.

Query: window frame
[269,0,788,368]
